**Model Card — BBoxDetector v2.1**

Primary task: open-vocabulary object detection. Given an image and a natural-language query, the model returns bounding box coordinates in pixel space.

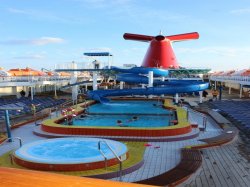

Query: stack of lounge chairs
[0,97,66,120]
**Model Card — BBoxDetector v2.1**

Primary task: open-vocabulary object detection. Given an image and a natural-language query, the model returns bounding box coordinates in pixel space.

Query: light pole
[0,107,23,142]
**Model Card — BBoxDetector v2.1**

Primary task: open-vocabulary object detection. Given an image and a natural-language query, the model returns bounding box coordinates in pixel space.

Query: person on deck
[31,104,36,116]
[211,89,219,100]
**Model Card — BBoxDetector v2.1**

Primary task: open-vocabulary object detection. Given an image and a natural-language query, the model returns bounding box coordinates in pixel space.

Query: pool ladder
[98,140,123,181]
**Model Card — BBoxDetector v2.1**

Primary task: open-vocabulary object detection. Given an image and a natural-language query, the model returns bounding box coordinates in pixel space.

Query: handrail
[0,137,23,147]
[186,107,207,131]
[97,149,108,170]
[98,140,123,181]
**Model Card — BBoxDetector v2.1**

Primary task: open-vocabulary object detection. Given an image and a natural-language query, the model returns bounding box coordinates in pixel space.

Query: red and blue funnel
[123,32,199,69]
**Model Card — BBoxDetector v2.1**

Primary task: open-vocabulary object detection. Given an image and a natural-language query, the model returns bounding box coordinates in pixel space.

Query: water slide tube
[87,67,209,103]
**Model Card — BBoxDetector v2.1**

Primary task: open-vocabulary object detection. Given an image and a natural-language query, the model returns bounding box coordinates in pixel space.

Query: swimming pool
[14,138,128,171]
[72,100,172,127]
[73,114,171,127]
[41,99,192,138]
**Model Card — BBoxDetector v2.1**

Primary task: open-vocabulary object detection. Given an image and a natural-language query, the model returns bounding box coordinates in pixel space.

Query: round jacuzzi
[13,138,128,171]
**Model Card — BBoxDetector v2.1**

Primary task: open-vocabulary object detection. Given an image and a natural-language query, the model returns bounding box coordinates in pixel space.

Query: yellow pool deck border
[42,99,191,131]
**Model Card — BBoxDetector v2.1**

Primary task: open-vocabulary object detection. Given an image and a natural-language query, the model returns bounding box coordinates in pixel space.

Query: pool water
[73,114,171,127]
[15,138,128,164]
[88,100,170,115]
[71,100,172,128]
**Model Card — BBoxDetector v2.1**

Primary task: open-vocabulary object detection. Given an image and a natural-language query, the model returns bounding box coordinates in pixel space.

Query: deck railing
[0,76,71,83]
[210,75,250,83]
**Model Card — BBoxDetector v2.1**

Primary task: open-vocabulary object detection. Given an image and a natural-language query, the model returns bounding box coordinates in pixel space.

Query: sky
[1,0,250,71]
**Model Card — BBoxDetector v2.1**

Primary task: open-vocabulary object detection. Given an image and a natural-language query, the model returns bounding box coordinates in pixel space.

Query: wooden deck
[183,103,250,187]
[184,138,250,187]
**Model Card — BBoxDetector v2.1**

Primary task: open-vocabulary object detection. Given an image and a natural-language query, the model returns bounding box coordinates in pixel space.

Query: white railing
[0,76,71,83]
[210,75,250,83]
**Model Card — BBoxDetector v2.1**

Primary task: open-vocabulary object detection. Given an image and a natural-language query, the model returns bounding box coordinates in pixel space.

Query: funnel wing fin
[166,32,199,42]
[123,33,154,42]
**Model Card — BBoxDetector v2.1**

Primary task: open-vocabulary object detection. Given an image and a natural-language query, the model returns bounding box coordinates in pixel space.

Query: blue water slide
[87,66,209,103]
[87,81,209,103]
[111,66,169,77]
[116,73,201,85]
[116,73,148,83]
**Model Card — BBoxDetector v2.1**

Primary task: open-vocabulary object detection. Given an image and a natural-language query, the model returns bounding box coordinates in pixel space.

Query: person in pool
[117,120,123,125]
[132,116,138,121]
[117,120,128,127]
[127,116,139,123]
[77,113,89,119]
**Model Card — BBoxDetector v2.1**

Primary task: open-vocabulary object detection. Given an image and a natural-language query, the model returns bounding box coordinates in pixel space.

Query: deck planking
[184,139,250,187]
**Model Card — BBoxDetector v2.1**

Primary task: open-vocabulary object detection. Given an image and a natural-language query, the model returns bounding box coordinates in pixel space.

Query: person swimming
[78,114,87,119]
[117,120,123,124]
[116,120,128,127]
[127,116,139,123]
[132,116,138,120]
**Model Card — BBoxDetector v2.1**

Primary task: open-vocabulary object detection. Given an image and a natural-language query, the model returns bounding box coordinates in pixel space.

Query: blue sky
[1,0,250,71]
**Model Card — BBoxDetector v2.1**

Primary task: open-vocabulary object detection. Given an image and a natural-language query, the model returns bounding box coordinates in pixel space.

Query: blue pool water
[73,115,171,127]
[88,100,170,114]
[15,138,128,164]
[72,100,172,128]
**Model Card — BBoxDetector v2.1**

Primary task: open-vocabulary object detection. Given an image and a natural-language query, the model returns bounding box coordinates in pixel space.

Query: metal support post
[240,84,243,98]
[203,116,207,131]
[148,71,154,98]
[199,91,203,103]
[93,72,98,90]
[30,86,34,101]
[175,93,179,104]
[54,84,57,98]
[4,110,12,142]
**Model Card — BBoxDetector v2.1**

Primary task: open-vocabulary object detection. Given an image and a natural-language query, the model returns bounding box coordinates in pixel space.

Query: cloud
[0,37,65,46]
[31,37,65,45]
[13,54,45,60]
[73,0,132,9]
[73,0,186,24]
[7,8,29,14]
[230,8,250,15]
[7,7,86,24]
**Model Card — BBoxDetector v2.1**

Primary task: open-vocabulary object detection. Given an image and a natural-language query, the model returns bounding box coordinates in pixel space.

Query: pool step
[33,126,200,142]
